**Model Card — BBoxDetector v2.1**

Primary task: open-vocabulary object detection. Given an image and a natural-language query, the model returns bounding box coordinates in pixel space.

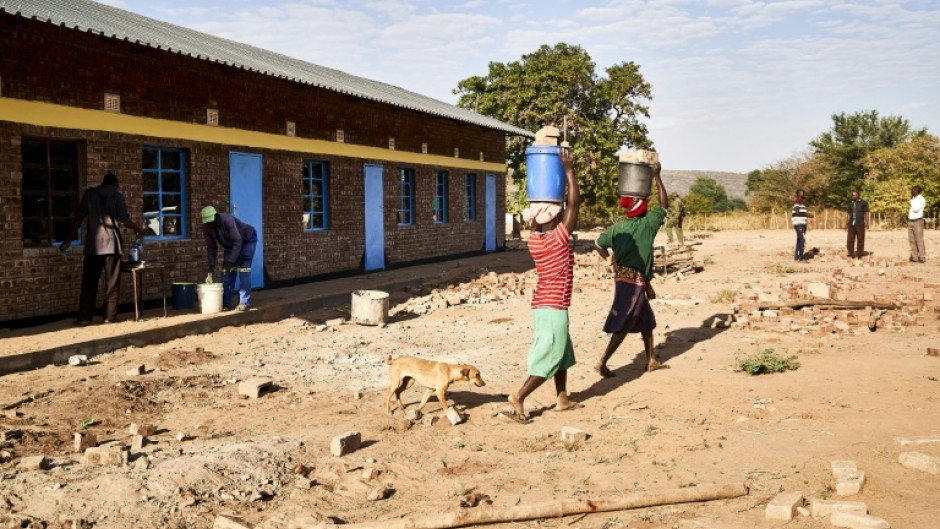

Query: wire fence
[683,209,940,232]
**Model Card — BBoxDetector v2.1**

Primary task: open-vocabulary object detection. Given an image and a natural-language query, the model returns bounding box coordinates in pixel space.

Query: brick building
[0,0,531,323]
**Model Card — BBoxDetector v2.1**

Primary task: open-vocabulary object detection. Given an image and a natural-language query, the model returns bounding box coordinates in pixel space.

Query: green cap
[200,205,218,224]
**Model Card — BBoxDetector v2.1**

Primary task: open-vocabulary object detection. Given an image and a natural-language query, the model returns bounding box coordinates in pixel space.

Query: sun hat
[200,205,218,224]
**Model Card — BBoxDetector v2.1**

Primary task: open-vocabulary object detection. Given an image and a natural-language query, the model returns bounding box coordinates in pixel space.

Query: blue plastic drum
[525,145,567,202]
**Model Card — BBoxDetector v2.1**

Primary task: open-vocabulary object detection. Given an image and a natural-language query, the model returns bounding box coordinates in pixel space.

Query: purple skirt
[603,281,657,334]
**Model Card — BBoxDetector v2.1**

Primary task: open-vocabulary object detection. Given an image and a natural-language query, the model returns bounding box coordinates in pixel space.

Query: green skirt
[528,308,576,378]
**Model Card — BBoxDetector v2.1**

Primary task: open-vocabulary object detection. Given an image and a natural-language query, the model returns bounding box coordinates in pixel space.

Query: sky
[99,0,940,173]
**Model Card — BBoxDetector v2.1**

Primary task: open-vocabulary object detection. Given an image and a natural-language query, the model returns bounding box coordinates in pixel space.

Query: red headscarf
[619,196,648,218]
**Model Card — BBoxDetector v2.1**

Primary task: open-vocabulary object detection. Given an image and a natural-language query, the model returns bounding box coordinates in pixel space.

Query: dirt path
[1,229,938,529]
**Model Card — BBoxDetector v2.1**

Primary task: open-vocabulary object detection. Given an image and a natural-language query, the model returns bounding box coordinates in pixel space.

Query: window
[142,147,186,239]
[433,170,448,223]
[397,168,415,225]
[21,139,81,247]
[464,173,477,222]
[303,160,329,230]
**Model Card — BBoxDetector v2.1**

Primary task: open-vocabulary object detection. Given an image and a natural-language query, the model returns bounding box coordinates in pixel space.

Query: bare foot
[646,358,670,372]
[507,393,527,419]
[554,398,584,412]
[595,364,615,378]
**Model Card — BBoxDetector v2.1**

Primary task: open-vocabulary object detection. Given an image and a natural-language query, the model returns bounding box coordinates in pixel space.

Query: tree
[810,110,926,206]
[686,178,745,213]
[454,43,653,224]
[747,152,828,212]
[862,134,940,217]
[745,170,762,196]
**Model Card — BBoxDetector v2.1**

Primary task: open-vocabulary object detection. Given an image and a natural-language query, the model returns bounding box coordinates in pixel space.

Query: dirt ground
[1,228,938,529]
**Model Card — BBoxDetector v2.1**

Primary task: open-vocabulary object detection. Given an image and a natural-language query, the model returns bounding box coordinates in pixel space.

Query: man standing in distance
[201,205,258,311]
[908,185,926,263]
[846,190,869,259]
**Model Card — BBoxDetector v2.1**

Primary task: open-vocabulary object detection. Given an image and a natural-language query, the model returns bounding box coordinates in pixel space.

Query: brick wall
[0,15,509,323]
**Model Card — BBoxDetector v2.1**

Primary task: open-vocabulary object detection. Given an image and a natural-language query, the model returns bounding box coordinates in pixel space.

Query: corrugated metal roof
[0,0,533,138]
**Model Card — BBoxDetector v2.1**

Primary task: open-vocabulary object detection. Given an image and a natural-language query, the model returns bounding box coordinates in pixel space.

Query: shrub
[737,349,800,375]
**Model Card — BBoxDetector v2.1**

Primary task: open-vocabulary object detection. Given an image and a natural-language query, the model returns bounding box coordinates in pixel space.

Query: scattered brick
[129,423,157,436]
[73,432,97,452]
[898,451,940,475]
[84,445,128,467]
[130,434,147,450]
[238,377,273,398]
[330,431,361,456]
[125,364,146,376]
[830,511,890,529]
[765,490,803,520]
[68,355,88,366]
[560,426,589,444]
[445,407,465,426]
[16,455,49,471]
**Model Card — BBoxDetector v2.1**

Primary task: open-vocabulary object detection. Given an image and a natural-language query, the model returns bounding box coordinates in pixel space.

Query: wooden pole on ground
[316,483,748,529]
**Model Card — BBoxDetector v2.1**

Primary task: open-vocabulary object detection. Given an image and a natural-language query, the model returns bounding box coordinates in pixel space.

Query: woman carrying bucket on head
[201,205,257,312]
[593,151,670,376]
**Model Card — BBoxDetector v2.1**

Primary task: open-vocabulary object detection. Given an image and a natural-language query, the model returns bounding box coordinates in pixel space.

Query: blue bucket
[171,282,196,310]
[525,145,567,202]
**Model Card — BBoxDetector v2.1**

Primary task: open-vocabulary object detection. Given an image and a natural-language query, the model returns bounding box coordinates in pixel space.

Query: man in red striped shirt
[507,149,581,422]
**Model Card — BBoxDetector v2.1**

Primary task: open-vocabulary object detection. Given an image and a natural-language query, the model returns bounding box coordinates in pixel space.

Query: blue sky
[100,0,940,173]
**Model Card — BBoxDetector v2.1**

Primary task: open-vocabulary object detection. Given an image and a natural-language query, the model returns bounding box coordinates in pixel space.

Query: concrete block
[129,423,157,436]
[811,499,868,518]
[330,431,361,456]
[560,426,588,444]
[16,455,49,471]
[238,377,273,398]
[84,445,128,467]
[73,432,97,452]
[836,472,866,496]
[830,511,890,529]
[765,490,803,520]
[898,451,940,475]
[131,434,147,450]
[445,407,465,425]
[831,460,860,479]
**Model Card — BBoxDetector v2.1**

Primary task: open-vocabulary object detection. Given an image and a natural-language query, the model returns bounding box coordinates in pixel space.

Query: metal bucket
[618,162,652,197]
[351,290,389,326]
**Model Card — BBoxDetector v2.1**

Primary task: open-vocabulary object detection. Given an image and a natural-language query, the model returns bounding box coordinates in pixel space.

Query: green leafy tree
[682,193,713,215]
[686,178,745,213]
[747,152,828,212]
[810,110,926,206]
[745,169,762,196]
[862,134,940,217]
[454,43,653,224]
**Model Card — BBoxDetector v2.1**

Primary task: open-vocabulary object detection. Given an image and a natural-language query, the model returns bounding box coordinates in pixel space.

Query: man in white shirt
[908,185,926,263]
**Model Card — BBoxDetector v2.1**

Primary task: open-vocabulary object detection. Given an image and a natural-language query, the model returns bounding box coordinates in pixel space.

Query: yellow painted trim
[0,97,506,172]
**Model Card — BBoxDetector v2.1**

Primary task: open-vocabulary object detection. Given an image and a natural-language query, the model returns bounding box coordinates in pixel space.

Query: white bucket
[197,283,224,314]
[351,290,389,325]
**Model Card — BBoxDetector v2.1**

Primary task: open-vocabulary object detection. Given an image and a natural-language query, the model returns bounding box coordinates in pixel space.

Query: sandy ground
[0,228,938,529]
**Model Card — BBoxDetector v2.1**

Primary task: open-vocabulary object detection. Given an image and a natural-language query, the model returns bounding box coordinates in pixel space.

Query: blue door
[229,152,264,288]
[364,164,385,271]
[485,174,496,252]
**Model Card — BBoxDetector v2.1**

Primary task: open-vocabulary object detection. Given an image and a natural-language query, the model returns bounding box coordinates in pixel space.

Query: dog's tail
[386,355,394,365]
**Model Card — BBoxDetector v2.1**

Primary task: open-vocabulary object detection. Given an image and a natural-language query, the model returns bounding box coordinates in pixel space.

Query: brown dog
[386,355,486,415]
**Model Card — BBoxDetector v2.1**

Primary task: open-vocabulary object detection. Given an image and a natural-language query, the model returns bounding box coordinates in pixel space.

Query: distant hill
[661,170,748,199]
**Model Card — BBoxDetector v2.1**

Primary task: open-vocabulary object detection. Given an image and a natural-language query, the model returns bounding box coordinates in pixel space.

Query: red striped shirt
[528,224,574,309]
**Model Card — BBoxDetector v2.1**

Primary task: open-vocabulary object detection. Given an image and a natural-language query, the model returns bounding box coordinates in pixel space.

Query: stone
[404,408,422,421]
[810,500,868,518]
[68,355,88,366]
[898,451,940,475]
[765,491,803,520]
[130,434,147,450]
[325,318,345,327]
[84,445,128,467]
[176,432,188,442]
[836,472,866,496]
[830,511,890,529]
[421,414,439,427]
[129,423,157,436]
[125,364,145,376]
[73,432,97,452]
[367,485,391,501]
[560,426,588,444]
[330,431,361,456]
[445,407,465,426]
[361,467,378,480]
[238,377,273,398]
[16,455,50,471]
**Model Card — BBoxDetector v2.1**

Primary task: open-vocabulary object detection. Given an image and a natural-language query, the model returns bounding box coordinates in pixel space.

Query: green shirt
[596,207,666,280]
[668,197,684,221]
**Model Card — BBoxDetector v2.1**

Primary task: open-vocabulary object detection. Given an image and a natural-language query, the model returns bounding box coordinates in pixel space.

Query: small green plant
[737,349,800,375]
[709,289,736,304]
[79,418,97,429]
[702,256,714,265]
[770,263,798,274]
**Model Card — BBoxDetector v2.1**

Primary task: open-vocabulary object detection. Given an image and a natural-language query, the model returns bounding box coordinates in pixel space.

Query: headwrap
[522,202,563,225]
[619,196,648,218]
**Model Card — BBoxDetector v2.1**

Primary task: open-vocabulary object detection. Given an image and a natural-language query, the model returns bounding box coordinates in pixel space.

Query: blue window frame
[464,173,477,222]
[142,147,186,239]
[433,170,448,223]
[397,168,415,226]
[303,160,329,230]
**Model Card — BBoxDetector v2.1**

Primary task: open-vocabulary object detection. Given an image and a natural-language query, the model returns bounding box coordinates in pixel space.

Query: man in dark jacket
[201,206,257,311]
[61,172,144,325]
